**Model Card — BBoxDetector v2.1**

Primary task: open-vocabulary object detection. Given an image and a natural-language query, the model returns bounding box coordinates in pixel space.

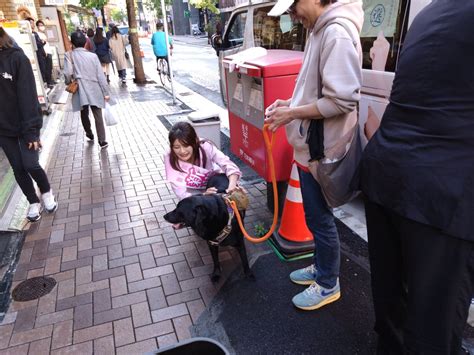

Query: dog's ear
[192,205,209,238]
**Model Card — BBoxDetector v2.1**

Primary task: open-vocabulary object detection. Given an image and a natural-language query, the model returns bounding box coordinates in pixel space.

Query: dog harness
[207,190,249,246]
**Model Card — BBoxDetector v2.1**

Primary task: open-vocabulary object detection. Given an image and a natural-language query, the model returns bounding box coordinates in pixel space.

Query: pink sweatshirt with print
[164,141,242,200]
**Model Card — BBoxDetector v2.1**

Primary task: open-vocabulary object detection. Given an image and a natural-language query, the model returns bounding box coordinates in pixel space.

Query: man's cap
[268,0,295,16]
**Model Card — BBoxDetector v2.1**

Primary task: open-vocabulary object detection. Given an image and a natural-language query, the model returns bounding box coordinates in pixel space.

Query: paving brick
[73,322,112,344]
[135,236,163,247]
[113,317,135,347]
[93,288,111,313]
[131,302,152,328]
[78,246,108,259]
[92,266,124,282]
[157,332,178,348]
[107,244,123,260]
[120,234,136,249]
[57,278,75,300]
[142,265,174,279]
[51,340,92,355]
[125,263,142,283]
[172,315,192,341]
[52,270,75,283]
[92,254,108,272]
[135,320,174,342]
[0,312,17,327]
[62,245,77,262]
[186,299,206,324]
[37,285,58,316]
[94,306,131,326]
[155,253,186,267]
[179,275,213,292]
[128,277,161,293]
[199,284,218,306]
[116,339,156,355]
[12,306,36,333]
[61,256,92,272]
[93,335,114,355]
[51,320,73,350]
[77,236,92,251]
[163,233,180,248]
[151,304,188,323]
[29,337,51,354]
[0,343,29,354]
[56,293,92,312]
[146,287,168,311]
[75,265,91,286]
[151,242,168,258]
[173,261,193,281]
[73,304,93,330]
[35,309,73,327]
[161,273,181,296]
[9,325,53,347]
[112,291,147,309]
[166,289,201,307]
[50,230,65,244]
[110,275,127,297]
[139,252,156,270]
[0,324,14,349]
[44,256,62,275]
[122,245,151,257]
[92,237,121,249]
[108,255,139,269]
[76,279,108,296]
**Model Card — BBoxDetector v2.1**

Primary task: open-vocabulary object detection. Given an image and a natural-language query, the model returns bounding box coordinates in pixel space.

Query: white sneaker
[42,190,58,213]
[27,203,42,222]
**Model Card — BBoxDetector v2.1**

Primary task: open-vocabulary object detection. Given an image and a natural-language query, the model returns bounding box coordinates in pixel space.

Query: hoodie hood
[313,0,364,35]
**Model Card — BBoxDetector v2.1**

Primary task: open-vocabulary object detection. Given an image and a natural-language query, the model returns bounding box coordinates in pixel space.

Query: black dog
[163,174,252,282]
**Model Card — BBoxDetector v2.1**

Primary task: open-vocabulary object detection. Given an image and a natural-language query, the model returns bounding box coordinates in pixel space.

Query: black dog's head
[163,194,229,240]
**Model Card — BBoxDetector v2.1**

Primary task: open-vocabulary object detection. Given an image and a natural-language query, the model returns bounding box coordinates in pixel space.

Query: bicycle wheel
[158,59,166,86]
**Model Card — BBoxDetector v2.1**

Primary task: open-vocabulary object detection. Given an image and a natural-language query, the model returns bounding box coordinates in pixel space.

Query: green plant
[110,8,126,23]
[254,222,269,237]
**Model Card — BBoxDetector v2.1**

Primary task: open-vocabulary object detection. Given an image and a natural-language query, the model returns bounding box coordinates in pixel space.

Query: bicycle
[157,57,171,87]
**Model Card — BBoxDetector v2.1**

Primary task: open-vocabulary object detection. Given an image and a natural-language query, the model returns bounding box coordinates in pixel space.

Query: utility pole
[126,0,146,84]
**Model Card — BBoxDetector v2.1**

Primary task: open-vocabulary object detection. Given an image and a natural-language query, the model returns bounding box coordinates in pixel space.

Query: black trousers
[80,105,106,143]
[0,136,50,204]
[45,53,53,85]
[365,199,474,354]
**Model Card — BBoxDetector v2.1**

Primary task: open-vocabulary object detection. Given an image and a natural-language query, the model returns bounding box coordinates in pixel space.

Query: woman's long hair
[93,27,105,44]
[0,27,14,49]
[168,122,207,173]
[111,26,120,39]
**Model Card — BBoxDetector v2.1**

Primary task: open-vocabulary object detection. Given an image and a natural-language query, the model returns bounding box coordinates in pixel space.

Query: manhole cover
[60,132,74,137]
[12,276,56,302]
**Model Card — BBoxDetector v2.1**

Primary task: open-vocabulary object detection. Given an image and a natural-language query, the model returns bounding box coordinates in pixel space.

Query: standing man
[26,17,47,86]
[36,20,55,87]
[264,0,363,310]
[151,22,173,71]
[359,1,474,353]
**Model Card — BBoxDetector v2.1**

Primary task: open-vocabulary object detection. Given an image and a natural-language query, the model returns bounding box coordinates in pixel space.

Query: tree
[79,0,108,27]
[110,8,126,24]
[189,0,219,28]
[126,0,146,84]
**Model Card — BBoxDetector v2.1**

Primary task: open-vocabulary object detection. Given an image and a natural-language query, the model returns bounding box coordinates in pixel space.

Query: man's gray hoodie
[287,0,363,167]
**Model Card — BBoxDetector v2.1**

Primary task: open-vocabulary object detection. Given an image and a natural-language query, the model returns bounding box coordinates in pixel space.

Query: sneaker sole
[290,278,316,286]
[293,291,341,311]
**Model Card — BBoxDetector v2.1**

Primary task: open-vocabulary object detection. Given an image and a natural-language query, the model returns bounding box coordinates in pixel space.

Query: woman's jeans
[0,136,51,204]
[298,167,340,289]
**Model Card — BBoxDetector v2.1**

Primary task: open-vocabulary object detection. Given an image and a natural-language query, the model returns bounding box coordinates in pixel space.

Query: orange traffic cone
[270,162,314,259]
[278,163,313,242]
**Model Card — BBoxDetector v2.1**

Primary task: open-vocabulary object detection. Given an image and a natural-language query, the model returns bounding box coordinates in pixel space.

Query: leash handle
[231,124,279,243]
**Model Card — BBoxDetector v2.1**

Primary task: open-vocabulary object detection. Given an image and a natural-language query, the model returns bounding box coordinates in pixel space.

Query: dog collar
[208,198,235,246]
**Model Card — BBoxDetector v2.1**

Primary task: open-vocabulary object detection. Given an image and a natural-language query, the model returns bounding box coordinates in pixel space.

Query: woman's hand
[27,141,42,151]
[264,99,290,117]
[204,187,218,195]
[104,96,110,102]
[264,106,294,132]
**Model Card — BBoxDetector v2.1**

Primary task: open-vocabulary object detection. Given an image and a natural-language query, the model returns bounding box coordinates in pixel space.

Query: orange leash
[229,124,279,243]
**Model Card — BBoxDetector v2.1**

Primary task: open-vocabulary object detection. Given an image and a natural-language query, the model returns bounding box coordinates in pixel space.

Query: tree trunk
[126,0,146,84]
[101,7,106,27]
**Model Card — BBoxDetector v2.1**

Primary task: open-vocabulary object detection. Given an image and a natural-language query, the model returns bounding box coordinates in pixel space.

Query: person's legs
[365,199,405,354]
[398,216,474,354]
[17,137,51,194]
[37,53,47,83]
[45,53,53,85]
[298,168,340,289]
[90,106,106,143]
[80,105,94,139]
[0,136,40,204]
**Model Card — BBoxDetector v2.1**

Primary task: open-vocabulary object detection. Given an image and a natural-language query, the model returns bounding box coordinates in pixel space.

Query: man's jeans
[298,168,340,289]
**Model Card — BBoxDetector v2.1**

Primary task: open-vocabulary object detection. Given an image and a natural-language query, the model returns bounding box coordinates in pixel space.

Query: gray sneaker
[292,280,341,311]
[290,264,317,285]
[27,203,42,222]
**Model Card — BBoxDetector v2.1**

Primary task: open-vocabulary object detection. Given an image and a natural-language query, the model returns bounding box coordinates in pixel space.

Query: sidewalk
[0,79,273,354]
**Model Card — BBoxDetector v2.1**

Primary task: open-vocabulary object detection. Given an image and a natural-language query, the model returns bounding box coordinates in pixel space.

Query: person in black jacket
[359,1,474,353]
[93,27,112,83]
[26,17,47,86]
[0,27,57,222]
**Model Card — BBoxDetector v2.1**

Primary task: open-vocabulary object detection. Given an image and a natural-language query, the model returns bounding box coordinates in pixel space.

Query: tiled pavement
[0,82,272,354]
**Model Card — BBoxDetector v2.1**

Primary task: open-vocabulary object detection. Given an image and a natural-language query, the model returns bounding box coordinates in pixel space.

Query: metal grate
[12,276,56,302]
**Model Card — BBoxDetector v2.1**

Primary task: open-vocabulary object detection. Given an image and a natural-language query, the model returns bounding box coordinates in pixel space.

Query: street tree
[79,0,108,27]
[126,0,146,83]
[110,8,127,24]
[189,0,219,28]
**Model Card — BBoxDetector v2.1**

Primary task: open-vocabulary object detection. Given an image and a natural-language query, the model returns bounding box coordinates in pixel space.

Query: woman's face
[172,139,194,163]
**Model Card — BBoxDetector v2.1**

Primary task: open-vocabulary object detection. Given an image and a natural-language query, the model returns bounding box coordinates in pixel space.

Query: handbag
[65,51,78,94]
[307,19,362,208]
